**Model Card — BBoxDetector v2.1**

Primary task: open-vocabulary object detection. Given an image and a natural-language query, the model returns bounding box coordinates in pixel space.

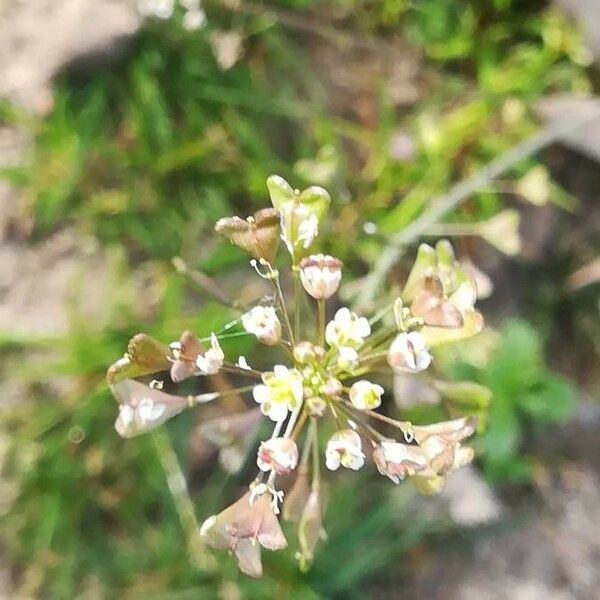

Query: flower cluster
[107,175,486,576]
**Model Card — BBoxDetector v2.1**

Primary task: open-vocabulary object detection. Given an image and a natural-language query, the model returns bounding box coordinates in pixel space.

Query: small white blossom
[387,331,432,373]
[299,254,343,300]
[257,437,299,475]
[349,380,384,410]
[252,365,303,422]
[196,333,224,374]
[325,429,365,471]
[242,306,281,345]
[325,308,371,349]
[115,398,166,438]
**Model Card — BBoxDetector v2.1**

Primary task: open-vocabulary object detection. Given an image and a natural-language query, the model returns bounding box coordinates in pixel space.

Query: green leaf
[482,390,521,466]
[485,319,542,395]
[434,380,492,409]
[519,375,575,422]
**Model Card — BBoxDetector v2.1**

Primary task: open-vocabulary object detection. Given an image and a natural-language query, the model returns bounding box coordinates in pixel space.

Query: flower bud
[306,396,327,417]
[336,346,359,371]
[257,437,299,475]
[387,331,432,373]
[349,380,384,410]
[241,306,281,345]
[325,429,365,471]
[320,377,342,397]
[299,254,343,300]
[294,341,316,364]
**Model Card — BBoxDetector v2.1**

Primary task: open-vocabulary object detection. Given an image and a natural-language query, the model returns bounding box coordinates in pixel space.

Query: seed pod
[215,208,280,262]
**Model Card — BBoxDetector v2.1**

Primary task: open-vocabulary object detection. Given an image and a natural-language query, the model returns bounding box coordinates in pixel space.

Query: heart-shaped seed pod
[215,208,280,262]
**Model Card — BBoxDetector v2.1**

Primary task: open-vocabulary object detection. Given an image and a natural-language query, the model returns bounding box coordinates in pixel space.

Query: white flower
[325,429,365,471]
[299,254,343,300]
[241,306,281,345]
[257,438,299,475]
[252,365,303,422]
[349,380,384,410]
[196,333,224,374]
[387,331,432,373]
[336,346,359,371]
[183,7,206,30]
[112,380,189,438]
[325,308,371,349]
[115,398,166,438]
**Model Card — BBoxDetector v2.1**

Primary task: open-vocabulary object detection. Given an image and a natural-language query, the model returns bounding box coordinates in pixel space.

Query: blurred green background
[0,0,598,598]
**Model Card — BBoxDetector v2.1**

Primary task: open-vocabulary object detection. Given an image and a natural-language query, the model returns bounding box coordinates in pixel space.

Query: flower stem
[222,363,263,378]
[293,268,301,342]
[152,430,215,572]
[424,222,481,237]
[318,299,326,347]
[310,418,320,490]
[283,400,304,438]
[172,257,236,309]
[342,401,410,433]
[273,273,295,346]
[291,409,308,441]
[336,402,388,442]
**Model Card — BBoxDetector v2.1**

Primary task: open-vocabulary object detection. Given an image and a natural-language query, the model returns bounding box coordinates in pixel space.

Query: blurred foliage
[446,320,576,484]
[0,0,593,597]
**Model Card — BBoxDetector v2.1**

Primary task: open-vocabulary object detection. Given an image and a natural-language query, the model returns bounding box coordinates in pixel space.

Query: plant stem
[172,257,236,309]
[336,402,387,442]
[342,401,410,432]
[424,222,481,237]
[318,299,326,347]
[222,363,263,378]
[293,269,301,342]
[152,430,215,572]
[310,418,320,489]
[273,274,295,346]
